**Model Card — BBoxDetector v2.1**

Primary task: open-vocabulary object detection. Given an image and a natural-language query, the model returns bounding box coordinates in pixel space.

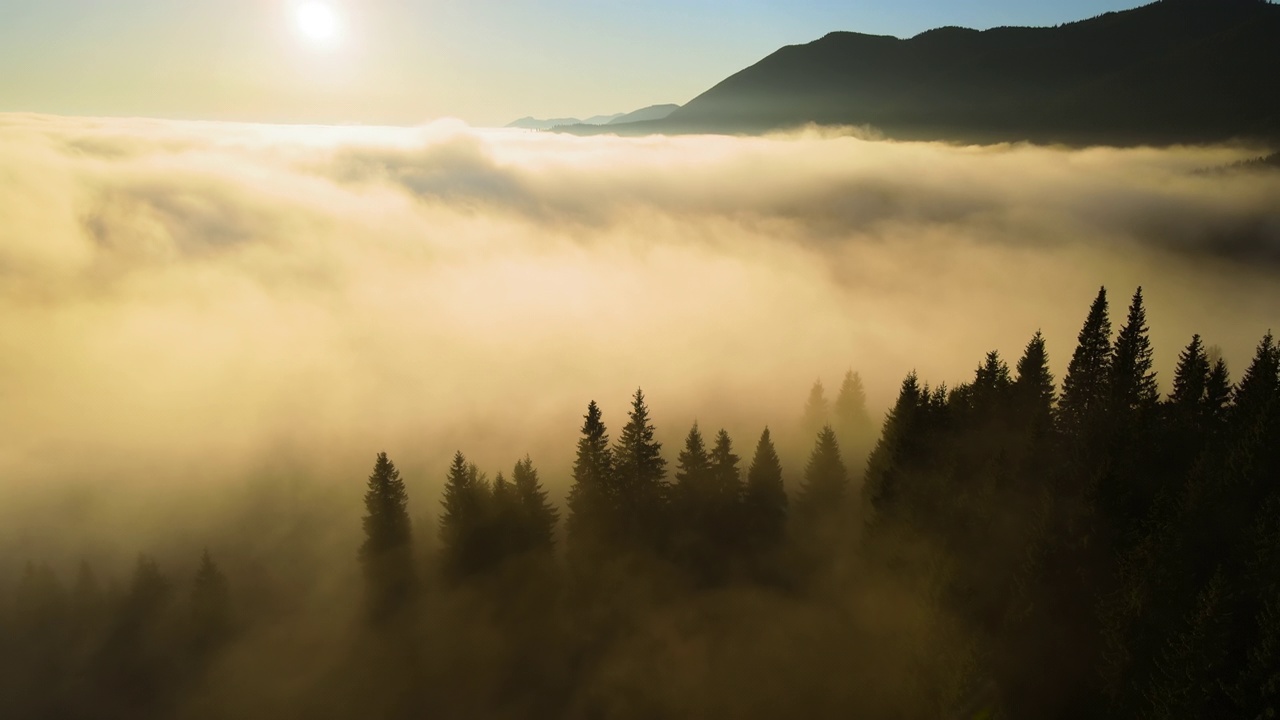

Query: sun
[295,2,341,45]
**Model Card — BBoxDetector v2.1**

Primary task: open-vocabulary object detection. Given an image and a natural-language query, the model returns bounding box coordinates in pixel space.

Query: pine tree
[491,471,520,561]
[1111,287,1159,415]
[1170,334,1210,410]
[1059,286,1113,437]
[1205,358,1233,426]
[709,429,743,505]
[359,452,413,614]
[440,451,487,579]
[674,422,712,505]
[566,401,614,553]
[801,379,831,440]
[795,426,848,518]
[512,456,558,552]
[864,372,924,514]
[744,427,787,552]
[1013,331,1056,433]
[834,370,876,473]
[1231,332,1278,428]
[612,389,668,550]
[189,549,232,656]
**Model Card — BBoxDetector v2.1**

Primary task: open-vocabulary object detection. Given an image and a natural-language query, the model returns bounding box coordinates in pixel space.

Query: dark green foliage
[360,452,414,612]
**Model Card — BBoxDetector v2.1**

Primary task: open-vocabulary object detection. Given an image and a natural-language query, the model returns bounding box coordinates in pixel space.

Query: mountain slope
[596,0,1280,145]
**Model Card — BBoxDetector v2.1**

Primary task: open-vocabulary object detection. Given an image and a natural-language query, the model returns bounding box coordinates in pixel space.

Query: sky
[0,0,1145,126]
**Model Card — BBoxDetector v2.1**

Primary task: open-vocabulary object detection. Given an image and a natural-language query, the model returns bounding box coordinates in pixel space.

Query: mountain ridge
[563,0,1280,145]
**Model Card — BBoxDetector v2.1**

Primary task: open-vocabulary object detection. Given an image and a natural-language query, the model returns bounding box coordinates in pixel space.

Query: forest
[1,285,1277,720]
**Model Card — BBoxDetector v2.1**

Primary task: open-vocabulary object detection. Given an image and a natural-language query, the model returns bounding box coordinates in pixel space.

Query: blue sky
[0,0,1144,125]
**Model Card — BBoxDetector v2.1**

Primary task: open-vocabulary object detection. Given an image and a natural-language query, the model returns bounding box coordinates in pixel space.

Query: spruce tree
[834,370,876,476]
[795,426,848,518]
[440,451,486,579]
[1205,358,1233,426]
[1058,286,1113,438]
[673,423,716,579]
[1111,287,1159,415]
[512,456,558,552]
[744,427,787,551]
[864,372,923,513]
[566,401,614,553]
[1013,331,1056,433]
[1231,332,1278,428]
[1170,334,1210,411]
[801,379,831,440]
[612,389,668,550]
[360,452,414,614]
[709,429,743,504]
[674,422,712,506]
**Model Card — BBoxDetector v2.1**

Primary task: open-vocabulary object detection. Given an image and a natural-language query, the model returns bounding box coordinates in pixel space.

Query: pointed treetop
[1111,286,1159,412]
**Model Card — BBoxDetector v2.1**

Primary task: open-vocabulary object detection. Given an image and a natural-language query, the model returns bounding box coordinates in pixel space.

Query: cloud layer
[1,114,1278,554]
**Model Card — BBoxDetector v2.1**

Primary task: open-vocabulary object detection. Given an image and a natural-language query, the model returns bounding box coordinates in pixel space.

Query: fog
[2,113,1279,718]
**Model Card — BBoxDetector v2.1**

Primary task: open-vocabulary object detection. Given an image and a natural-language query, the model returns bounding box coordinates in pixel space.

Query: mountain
[569,0,1280,145]
[606,104,680,125]
[506,107,667,131]
[506,116,587,131]
[584,113,626,125]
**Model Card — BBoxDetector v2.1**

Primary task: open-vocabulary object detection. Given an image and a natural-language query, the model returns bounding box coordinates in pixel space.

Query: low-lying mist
[1,113,1278,718]
[2,115,1276,511]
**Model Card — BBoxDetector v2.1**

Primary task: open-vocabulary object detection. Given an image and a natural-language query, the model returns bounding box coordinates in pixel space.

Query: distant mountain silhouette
[506,106,674,131]
[506,117,587,131]
[567,0,1280,145]
[606,104,681,125]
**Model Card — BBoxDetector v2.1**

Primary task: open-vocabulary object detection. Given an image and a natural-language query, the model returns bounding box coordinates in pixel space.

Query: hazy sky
[0,0,1143,126]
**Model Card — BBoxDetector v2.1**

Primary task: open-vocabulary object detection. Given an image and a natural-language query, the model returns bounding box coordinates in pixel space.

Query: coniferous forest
[2,286,1278,720]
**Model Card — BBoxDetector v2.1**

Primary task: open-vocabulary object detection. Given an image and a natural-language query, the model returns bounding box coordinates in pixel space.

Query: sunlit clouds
[1,114,1278,523]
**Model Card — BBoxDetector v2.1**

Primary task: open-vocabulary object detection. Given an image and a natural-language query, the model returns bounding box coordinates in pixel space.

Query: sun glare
[295,2,341,45]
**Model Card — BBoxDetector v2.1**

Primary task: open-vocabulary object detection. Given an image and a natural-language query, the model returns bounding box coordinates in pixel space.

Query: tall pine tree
[566,401,614,556]
[1058,286,1113,439]
[612,389,669,552]
[744,427,787,554]
[360,452,414,615]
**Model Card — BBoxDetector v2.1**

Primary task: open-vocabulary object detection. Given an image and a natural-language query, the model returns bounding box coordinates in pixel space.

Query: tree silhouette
[360,452,414,615]
[1013,331,1056,434]
[512,456,558,553]
[795,426,848,519]
[801,379,831,441]
[744,427,788,554]
[440,451,489,578]
[612,389,669,552]
[566,400,614,559]
[834,370,876,476]
[1059,286,1113,439]
[1111,287,1159,415]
